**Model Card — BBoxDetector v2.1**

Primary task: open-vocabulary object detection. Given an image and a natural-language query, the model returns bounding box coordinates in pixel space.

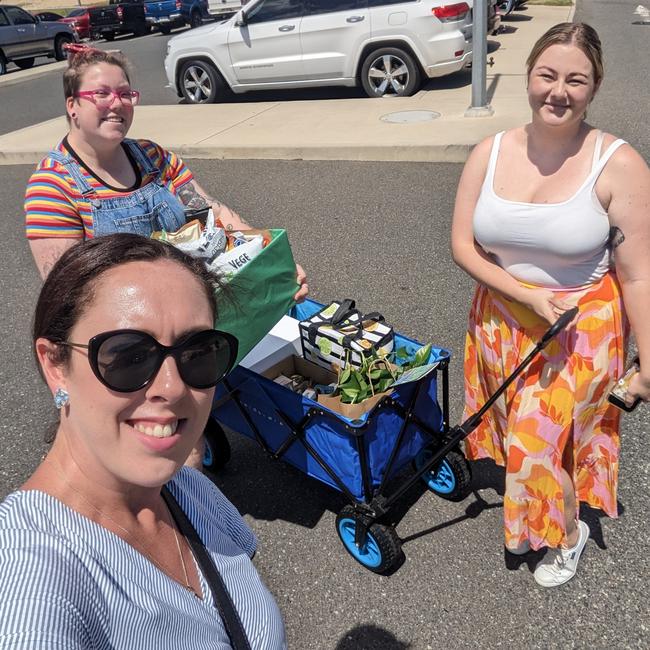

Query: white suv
[165,0,472,102]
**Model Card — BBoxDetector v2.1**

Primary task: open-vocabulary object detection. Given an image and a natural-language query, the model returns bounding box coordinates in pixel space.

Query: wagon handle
[461,306,578,435]
[541,306,578,346]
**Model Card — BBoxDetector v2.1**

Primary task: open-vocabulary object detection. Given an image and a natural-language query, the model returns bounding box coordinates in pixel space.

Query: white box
[239,315,302,374]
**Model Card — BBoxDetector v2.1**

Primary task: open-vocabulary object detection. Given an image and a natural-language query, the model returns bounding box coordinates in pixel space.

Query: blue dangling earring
[54,388,69,410]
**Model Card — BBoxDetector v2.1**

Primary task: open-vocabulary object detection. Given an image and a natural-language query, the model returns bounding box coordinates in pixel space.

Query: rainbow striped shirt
[25,139,193,239]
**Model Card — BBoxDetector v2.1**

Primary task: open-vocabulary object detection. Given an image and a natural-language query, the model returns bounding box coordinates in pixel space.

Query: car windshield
[67,8,85,16]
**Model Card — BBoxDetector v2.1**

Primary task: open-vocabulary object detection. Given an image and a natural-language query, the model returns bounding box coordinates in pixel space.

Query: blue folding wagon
[206,299,576,574]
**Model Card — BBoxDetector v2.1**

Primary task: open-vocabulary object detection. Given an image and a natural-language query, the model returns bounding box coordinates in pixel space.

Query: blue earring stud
[54,388,69,410]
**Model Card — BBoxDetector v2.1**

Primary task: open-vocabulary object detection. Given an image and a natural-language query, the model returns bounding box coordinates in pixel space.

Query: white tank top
[473,131,626,288]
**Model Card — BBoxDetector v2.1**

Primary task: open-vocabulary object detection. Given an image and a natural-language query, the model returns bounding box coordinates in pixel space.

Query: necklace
[46,455,198,596]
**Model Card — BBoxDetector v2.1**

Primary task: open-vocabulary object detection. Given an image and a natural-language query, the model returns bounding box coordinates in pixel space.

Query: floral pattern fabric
[463,272,628,551]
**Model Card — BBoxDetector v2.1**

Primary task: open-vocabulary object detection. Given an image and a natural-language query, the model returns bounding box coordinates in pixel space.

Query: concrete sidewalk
[0,5,574,165]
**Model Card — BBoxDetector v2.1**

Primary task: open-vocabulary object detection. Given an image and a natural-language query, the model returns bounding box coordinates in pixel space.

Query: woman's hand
[626,371,650,405]
[521,287,574,325]
[294,264,308,303]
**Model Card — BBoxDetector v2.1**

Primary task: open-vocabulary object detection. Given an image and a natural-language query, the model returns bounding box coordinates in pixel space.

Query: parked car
[0,4,76,74]
[34,11,65,22]
[165,0,473,103]
[89,0,150,41]
[61,8,91,40]
[500,0,527,16]
[206,0,243,18]
[144,0,209,34]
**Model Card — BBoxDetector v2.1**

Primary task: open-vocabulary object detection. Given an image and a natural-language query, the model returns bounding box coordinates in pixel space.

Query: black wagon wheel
[0,53,7,76]
[336,506,404,574]
[202,416,231,472]
[159,24,172,35]
[15,57,35,70]
[179,60,224,104]
[103,31,115,41]
[360,47,421,98]
[413,447,472,502]
[54,34,74,60]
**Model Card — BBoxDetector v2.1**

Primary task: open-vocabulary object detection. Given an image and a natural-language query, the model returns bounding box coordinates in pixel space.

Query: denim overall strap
[122,139,160,179]
[46,148,96,197]
[89,141,188,238]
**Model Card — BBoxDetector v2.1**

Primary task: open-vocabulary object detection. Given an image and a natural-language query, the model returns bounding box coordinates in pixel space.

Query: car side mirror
[234,9,248,26]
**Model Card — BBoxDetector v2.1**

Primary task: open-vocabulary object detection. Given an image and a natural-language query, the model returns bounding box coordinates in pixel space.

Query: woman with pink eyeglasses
[24,45,307,470]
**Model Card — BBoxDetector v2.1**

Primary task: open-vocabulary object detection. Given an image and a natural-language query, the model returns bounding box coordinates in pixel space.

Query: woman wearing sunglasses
[24,44,308,470]
[0,234,286,648]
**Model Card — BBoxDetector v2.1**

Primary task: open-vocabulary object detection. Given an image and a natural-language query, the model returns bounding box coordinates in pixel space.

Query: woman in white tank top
[451,23,650,588]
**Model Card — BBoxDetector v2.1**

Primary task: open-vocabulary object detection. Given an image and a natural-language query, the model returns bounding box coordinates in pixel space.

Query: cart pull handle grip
[541,307,579,346]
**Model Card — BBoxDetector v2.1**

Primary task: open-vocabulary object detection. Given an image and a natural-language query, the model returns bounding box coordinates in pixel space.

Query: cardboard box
[262,355,338,389]
[317,391,391,421]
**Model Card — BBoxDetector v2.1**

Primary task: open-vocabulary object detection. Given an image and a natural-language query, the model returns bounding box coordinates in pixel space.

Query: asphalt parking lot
[1,0,648,647]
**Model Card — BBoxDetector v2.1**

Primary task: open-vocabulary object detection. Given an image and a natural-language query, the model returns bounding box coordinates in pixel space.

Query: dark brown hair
[526,22,604,88]
[63,47,132,100]
[33,234,221,371]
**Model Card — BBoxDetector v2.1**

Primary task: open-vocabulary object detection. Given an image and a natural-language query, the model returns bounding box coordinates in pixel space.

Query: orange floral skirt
[463,272,628,550]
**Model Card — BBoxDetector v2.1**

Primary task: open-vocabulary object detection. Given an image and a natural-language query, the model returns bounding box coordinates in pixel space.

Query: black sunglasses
[58,329,238,393]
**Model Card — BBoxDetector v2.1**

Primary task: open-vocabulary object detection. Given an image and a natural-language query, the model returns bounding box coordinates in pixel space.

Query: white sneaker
[534,520,589,587]
[507,540,530,555]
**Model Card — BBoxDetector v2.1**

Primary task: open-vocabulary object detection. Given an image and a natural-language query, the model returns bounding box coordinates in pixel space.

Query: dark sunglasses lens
[178,331,233,388]
[96,332,160,391]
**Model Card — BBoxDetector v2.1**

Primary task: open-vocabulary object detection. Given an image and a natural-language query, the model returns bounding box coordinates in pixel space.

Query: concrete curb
[0,143,474,165]
[0,61,68,90]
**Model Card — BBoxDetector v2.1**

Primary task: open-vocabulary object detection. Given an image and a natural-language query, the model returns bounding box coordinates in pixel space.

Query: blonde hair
[526,22,604,88]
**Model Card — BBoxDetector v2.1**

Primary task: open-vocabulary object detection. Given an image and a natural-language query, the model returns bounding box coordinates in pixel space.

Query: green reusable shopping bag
[214,229,298,366]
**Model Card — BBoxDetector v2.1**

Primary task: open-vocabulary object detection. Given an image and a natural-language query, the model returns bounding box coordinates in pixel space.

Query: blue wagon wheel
[413,448,472,502]
[335,506,404,574]
[202,417,231,472]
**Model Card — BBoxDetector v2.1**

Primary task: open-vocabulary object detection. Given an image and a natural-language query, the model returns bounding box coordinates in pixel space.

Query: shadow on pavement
[400,491,503,546]
[208,429,347,528]
[336,624,412,649]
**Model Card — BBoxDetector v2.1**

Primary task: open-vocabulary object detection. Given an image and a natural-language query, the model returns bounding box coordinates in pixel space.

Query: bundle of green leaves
[336,343,432,404]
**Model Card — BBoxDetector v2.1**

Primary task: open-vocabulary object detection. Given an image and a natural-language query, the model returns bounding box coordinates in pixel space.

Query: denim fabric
[47,138,187,238]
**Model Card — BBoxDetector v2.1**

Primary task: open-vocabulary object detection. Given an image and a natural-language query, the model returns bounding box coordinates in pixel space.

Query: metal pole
[465,0,494,117]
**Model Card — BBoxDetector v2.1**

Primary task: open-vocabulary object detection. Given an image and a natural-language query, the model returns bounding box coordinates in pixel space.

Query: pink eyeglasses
[74,88,141,108]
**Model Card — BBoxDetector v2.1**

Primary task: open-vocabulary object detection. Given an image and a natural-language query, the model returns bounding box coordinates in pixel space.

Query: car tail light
[176,0,182,9]
[432,2,470,21]
[117,6,123,19]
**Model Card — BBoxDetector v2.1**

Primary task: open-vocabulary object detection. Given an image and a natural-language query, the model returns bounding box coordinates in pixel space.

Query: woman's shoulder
[0,492,104,644]
[596,130,647,174]
[128,138,170,162]
[30,141,72,176]
[169,468,257,557]
[0,491,102,593]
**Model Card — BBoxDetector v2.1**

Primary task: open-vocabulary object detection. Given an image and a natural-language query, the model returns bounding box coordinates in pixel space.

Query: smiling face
[66,62,134,146]
[527,43,599,128]
[42,259,215,491]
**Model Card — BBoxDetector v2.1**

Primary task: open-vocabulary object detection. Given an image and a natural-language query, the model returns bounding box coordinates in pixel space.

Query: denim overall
[47,139,187,237]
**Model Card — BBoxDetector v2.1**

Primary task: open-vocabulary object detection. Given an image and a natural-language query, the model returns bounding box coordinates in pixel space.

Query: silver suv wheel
[180,61,222,104]
[361,47,421,98]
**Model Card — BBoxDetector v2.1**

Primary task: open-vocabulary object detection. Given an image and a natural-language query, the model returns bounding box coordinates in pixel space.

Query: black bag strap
[161,486,252,650]
[330,299,356,325]
[362,312,385,325]
[307,300,362,346]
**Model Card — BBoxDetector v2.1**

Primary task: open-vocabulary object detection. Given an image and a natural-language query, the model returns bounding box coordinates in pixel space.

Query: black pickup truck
[89,0,149,41]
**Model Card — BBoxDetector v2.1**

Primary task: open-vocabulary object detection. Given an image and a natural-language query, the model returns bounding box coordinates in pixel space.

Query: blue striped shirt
[0,468,286,649]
